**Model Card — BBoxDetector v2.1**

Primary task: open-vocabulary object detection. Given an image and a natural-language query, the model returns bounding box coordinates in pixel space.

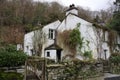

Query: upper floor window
[103,31,108,42]
[49,29,55,39]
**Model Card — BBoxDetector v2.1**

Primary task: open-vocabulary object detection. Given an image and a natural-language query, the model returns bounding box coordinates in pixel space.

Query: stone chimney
[66,4,78,16]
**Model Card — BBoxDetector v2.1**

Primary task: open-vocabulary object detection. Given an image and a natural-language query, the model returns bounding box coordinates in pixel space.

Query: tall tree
[108,0,120,34]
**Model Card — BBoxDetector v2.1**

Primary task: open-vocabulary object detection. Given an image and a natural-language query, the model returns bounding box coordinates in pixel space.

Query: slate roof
[45,44,62,50]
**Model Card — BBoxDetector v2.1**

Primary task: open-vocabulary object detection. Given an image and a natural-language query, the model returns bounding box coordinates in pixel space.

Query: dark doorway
[57,50,61,62]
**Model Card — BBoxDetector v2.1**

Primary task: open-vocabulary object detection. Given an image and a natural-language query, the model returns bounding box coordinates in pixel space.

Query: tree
[32,26,47,56]
[108,0,120,34]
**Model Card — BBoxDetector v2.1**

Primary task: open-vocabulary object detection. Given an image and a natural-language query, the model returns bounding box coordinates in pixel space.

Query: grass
[0,71,23,80]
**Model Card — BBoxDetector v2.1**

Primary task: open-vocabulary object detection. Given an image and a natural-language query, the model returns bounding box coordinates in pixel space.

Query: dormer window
[49,29,55,39]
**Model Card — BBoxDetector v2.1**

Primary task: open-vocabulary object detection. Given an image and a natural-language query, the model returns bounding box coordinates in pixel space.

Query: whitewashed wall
[66,9,78,16]
[57,13,111,60]
[41,20,61,58]
[45,50,56,61]
[24,7,112,60]
[24,31,34,55]
[24,20,61,57]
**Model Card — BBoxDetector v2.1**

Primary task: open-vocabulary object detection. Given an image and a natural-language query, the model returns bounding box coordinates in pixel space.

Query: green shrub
[109,54,120,63]
[0,44,27,67]
[0,72,23,80]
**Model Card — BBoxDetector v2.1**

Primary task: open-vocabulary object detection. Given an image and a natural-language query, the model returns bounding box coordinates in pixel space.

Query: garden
[0,43,27,80]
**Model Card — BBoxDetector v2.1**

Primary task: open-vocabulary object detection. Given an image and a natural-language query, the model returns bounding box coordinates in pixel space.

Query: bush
[109,53,120,63]
[0,44,27,67]
[0,72,23,80]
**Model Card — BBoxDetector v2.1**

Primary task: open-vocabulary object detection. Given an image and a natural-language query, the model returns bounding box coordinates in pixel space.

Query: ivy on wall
[58,23,92,60]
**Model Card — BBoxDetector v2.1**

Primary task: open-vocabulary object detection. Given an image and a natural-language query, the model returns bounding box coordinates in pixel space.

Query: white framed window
[49,29,55,39]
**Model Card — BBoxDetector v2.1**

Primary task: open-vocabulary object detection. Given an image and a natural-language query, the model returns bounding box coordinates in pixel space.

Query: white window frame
[49,29,55,39]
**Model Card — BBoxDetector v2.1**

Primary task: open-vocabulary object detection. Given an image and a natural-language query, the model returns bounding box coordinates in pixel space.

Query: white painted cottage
[24,5,120,62]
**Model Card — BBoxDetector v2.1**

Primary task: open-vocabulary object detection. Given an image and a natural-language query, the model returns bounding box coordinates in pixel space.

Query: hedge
[0,44,27,67]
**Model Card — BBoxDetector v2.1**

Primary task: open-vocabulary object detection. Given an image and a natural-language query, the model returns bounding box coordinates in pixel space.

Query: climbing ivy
[58,23,92,60]
[69,23,92,60]
[69,23,83,50]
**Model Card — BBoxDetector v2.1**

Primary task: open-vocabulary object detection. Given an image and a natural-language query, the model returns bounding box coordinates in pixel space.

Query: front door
[56,50,61,62]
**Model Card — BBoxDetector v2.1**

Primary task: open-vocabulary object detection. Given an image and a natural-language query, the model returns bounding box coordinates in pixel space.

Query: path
[88,73,120,80]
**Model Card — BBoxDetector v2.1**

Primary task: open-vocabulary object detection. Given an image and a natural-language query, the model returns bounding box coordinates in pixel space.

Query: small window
[31,49,34,55]
[26,46,29,50]
[49,29,54,39]
[47,52,50,57]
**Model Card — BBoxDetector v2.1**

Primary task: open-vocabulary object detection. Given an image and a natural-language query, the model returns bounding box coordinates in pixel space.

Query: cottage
[24,5,120,62]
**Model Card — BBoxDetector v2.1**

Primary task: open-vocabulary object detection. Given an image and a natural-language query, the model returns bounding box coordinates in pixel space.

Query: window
[26,46,29,50]
[103,31,108,42]
[47,52,50,57]
[49,29,54,39]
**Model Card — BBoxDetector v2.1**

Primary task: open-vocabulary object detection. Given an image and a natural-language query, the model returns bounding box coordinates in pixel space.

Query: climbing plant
[69,23,83,50]
[58,23,92,60]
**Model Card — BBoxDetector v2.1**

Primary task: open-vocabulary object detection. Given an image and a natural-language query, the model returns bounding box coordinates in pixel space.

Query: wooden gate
[24,56,46,80]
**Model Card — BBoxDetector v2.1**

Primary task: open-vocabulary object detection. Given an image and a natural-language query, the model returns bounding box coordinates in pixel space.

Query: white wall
[45,50,56,61]
[24,10,112,60]
[101,42,110,59]
[24,20,61,56]
[57,13,111,60]
[17,44,23,50]
[66,9,78,16]
[24,31,34,55]
[42,20,61,47]
[41,20,61,57]
[57,14,97,59]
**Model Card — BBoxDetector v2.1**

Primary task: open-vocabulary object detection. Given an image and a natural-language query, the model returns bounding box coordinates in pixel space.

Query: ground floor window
[47,52,50,57]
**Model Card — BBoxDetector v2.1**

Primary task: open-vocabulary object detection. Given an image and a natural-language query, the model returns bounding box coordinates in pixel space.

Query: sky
[35,0,115,11]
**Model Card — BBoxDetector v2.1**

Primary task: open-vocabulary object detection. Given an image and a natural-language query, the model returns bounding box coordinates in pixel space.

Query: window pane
[49,29,54,39]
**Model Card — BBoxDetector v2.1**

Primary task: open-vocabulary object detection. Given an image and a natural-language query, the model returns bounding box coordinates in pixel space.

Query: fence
[24,56,45,80]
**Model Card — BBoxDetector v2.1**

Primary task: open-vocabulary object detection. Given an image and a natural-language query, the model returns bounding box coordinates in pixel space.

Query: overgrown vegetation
[109,53,120,74]
[0,0,112,44]
[109,53,120,64]
[0,43,27,67]
[32,28,47,56]
[107,0,120,34]
[58,23,92,60]
[64,60,101,80]
[48,59,102,80]
[0,72,23,80]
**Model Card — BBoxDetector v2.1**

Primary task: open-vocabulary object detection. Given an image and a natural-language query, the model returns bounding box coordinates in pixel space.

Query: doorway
[56,50,61,62]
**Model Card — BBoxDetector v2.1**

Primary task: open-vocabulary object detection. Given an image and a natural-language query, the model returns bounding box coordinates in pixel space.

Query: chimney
[66,4,78,16]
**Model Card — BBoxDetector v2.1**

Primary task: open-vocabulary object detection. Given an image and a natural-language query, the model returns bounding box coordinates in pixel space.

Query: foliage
[0,44,27,67]
[58,23,92,60]
[62,60,101,80]
[32,29,46,56]
[107,0,120,34]
[83,51,92,60]
[109,53,120,74]
[0,72,23,80]
[69,23,83,50]
[108,12,120,33]
[69,23,93,60]
[109,53,120,63]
